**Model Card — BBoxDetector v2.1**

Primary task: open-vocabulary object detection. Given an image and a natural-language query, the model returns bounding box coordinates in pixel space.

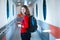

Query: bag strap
[31,16,35,25]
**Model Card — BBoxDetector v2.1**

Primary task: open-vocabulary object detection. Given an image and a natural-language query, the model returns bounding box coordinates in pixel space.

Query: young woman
[19,5,31,40]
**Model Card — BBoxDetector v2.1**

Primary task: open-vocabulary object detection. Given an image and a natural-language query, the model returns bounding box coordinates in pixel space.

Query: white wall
[13,1,17,18]
[33,0,60,27]
[0,0,16,29]
[55,0,60,27]
[33,0,44,21]
[28,5,34,15]
[46,0,60,27]
[37,0,44,21]
[0,0,7,28]
[46,0,56,26]
[34,1,36,18]
[16,6,21,14]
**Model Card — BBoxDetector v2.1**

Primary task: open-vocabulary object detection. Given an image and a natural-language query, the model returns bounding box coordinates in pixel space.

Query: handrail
[0,27,8,35]
[0,18,16,36]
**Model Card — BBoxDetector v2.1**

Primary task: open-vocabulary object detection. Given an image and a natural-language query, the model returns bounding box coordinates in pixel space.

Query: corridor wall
[0,0,16,29]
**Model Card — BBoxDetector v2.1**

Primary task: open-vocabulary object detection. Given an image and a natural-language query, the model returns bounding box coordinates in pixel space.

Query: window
[36,4,38,17]
[12,4,14,16]
[43,0,46,20]
[7,0,9,19]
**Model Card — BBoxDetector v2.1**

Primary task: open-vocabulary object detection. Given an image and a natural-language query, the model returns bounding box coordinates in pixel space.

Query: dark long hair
[21,5,30,16]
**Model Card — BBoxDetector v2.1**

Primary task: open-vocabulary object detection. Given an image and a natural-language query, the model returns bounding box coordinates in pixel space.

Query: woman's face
[21,7,26,15]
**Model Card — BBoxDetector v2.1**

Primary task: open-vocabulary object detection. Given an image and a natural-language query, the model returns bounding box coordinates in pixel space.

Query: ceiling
[13,0,36,6]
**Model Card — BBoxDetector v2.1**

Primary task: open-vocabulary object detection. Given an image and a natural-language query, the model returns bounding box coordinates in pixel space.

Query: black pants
[21,32,31,40]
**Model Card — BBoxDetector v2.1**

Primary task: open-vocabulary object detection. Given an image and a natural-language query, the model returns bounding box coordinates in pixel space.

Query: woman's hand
[21,25,24,28]
[18,24,22,28]
[17,21,21,24]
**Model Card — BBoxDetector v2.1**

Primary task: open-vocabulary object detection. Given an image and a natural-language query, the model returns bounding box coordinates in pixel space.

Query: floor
[1,20,49,40]
[10,27,41,40]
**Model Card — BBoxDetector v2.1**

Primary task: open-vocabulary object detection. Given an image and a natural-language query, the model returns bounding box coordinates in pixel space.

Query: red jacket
[21,15,29,33]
